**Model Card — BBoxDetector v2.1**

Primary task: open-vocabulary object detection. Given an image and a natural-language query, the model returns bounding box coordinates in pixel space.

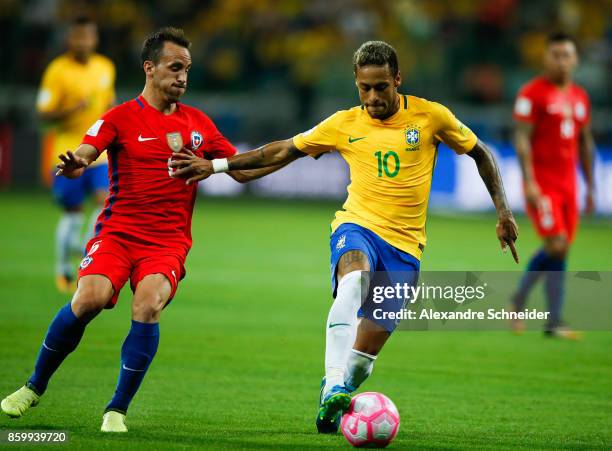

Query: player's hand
[496,212,519,263]
[525,181,542,210]
[56,150,89,178]
[169,147,214,184]
[584,189,595,216]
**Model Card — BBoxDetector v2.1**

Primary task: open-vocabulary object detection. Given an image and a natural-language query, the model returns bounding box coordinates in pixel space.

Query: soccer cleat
[101,411,128,432]
[316,378,352,434]
[1,386,40,418]
[55,274,77,294]
[545,326,582,341]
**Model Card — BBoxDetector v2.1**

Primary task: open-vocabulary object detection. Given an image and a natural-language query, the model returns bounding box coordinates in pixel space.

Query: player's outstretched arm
[514,122,541,209]
[56,144,98,178]
[227,161,296,183]
[467,139,520,263]
[170,139,306,184]
[579,123,596,215]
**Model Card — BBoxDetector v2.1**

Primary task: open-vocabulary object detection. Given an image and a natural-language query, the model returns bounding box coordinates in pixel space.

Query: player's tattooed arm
[514,122,540,209]
[579,122,596,215]
[467,139,520,263]
[227,140,307,171]
[227,162,293,183]
[170,139,307,184]
[55,144,98,178]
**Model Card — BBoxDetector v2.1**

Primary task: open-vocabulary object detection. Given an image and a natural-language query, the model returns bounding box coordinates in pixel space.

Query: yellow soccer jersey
[292,94,478,259]
[37,53,115,171]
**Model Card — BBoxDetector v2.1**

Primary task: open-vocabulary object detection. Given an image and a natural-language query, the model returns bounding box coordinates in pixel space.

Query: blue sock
[106,320,159,413]
[513,249,549,310]
[28,303,87,395]
[544,257,566,329]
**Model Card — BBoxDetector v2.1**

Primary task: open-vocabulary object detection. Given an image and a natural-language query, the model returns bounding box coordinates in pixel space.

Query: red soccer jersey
[513,76,590,195]
[82,95,236,253]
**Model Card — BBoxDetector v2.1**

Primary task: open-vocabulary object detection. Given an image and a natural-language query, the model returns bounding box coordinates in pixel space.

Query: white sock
[55,212,83,276]
[324,270,365,395]
[345,349,377,391]
[68,214,84,254]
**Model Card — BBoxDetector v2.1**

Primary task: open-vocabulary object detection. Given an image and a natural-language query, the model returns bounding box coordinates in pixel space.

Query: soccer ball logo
[341,392,400,448]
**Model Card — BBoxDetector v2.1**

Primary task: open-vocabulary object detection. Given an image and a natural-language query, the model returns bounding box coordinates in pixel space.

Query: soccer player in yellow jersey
[170,41,519,433]
[36,17,115,292]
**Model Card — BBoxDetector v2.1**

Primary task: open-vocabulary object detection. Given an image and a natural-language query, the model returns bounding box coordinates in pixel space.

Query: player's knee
[132,292,166,322]
[545,237,568,260]
[71,285,111,319]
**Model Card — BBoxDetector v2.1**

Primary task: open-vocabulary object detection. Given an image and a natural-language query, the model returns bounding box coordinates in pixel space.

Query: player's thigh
[526,193,567,242]
[331,225,376,281]
[353,319,390,356]
[52,173,86,211]
[131,253,184,322]
[132,274,173,322]
[78,237,132,310]
[71,274,115,320]
[337,250,371,279]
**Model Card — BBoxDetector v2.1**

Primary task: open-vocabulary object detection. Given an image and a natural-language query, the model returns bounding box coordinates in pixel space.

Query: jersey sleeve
[430,102,478,154]
[200,113,237,159]
[36,61,62,114]
[513,83,540,124]
[81,108,119,155]
[292,111,344,158]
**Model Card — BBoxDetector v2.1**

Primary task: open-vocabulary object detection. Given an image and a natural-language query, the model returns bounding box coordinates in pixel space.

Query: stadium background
[0,0,611,449]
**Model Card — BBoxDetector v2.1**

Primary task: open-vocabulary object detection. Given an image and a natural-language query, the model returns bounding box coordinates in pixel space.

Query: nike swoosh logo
[138,134,157,142]
[328,322,351,328]
[348,136,366,143]
[42,341,60,352]
[122,364,146,372]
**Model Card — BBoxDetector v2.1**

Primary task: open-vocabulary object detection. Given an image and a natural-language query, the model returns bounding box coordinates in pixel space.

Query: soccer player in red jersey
[1,27,275,432]
[511,33,595,338]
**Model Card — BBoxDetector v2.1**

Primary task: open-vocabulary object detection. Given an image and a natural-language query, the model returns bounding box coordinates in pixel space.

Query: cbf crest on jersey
[405,126,420,151]
[191,130,203,150]
[166,132,183,152]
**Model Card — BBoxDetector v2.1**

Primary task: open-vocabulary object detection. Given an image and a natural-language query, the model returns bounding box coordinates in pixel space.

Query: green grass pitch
[0,190,611,449]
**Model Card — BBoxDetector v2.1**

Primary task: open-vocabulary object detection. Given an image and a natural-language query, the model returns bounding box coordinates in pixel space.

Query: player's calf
[345,349,377,392]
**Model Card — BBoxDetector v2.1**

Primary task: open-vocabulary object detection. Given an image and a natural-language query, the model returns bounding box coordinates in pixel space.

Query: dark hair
[70,16,95,27]
[353,41,399,76]
[547,32,576,46]
[141,27,191,65]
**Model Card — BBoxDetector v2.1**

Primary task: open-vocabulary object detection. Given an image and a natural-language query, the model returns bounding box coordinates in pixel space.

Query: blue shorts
[330,223,420,333]
[52,163,108,209]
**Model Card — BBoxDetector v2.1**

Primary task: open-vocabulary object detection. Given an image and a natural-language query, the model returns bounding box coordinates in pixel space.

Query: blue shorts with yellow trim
[330,222,420,333]
[52,163,108,209]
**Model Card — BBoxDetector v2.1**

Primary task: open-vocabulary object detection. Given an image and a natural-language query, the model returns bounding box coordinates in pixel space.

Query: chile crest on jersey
[191,130,203,150]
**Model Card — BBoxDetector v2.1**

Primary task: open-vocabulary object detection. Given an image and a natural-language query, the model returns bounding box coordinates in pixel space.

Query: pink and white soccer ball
[341,392,400,448]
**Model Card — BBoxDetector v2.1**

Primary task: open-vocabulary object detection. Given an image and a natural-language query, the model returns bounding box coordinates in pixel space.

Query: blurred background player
[511,32,595,339]
[36,16,116,293]
[169,40,519,434]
